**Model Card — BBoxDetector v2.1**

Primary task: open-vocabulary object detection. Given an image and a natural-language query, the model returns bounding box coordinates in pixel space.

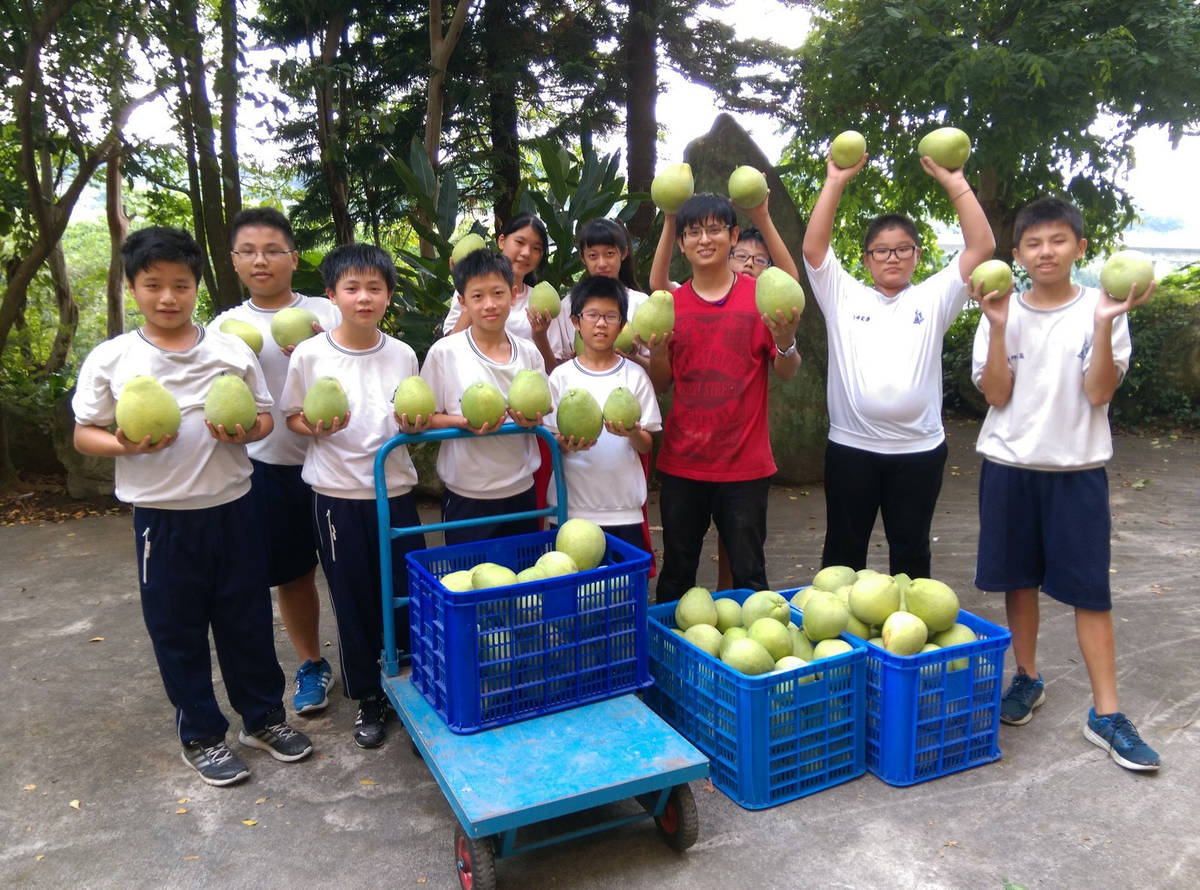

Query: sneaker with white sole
[238,716,314,762]
[182,736,251,786]
[1084,708,1161,772]
[1000,668,1045,725]
[293,658,334,714]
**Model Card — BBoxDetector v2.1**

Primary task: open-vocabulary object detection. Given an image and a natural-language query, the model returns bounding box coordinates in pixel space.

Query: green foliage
[1112,285,1200,428]
[940,304,984,416]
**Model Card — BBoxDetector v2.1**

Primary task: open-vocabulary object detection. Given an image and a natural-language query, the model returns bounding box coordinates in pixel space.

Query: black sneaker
[238,717,314,762]
[182,736,251,786]
[353,695,391,749]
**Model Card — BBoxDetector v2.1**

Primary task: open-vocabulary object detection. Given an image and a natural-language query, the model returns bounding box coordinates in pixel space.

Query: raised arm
[802,152,866,269]
[745,192,799,281]
[919,156,996,280]
[648,213,677,293]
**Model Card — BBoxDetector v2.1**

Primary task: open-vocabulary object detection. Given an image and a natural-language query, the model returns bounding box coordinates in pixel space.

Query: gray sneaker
[239,718,313,762]
[182,736,251,786]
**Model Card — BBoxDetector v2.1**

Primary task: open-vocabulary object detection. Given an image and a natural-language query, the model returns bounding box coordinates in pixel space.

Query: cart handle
[374,424,568,671]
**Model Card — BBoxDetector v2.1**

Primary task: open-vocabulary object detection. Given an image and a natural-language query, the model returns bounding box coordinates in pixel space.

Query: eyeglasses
[865,245,918,262]
[231,249,295,261]
[578,310,621,324]
[731,250,771,268]
[681,224,731,241]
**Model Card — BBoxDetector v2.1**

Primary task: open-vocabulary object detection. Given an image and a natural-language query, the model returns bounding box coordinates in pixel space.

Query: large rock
[682,114,828,483]
[53,391,114,498]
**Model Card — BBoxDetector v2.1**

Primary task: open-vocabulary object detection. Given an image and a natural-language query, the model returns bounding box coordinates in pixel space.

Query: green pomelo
[802,589,849,642]
[813,638,853,660]
[774,655,808,673]
[719,637,776,677]
[450,233,488,265]
[440,569,474,592]
[835,585,852,607]
[881,610,928,655]
[684,624,724,658]
[613,324,636,354]
[630,291,675,342]
[849,573,901,626]
[602,386,642,429]
[302,376,349,428]
[868,636,884,648]
[754,267,805,322]
[788,624,815,661]
[830,130,867,169]
[516,566,547,584]
[719,626,749,659]
[270,307,319,349]
[713,597,743,633]
[932,622,978,671]
[747,617,792,662]
[970,259,1014,296]
[844,614,871,639]
[920,643,941,653]
[556,388,603,441]
[904,578,960,633]
[572,330,583,356]
[671,628,686,638]
[506,369,552,419]
[674,586,718,631]
[892,572,912,594]
[535,550,578,578]
[529,281,562,317]
[728,165,768,210]
[219,318,263,354]
[812,565,856,592]
[789,588,815,611]
[1100,250,1155,301]
[461,381,507,429]
[555,517,606,571]
[204,374,257,433]
[472,562,518,589]
[115,376,181,444]
[741,590,790,627]
[917,126,971,170]
[855,568,878,580]
[393,375,436,421]
[650,163,694,213]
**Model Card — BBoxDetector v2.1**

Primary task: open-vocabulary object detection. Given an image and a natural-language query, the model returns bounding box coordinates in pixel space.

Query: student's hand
[1097,280,1155,321]
[555,432,596,451]
[464,417,500,436]
[634,330,672,358]
[745,189,773,227]
[920,155,968,194]
[302,411,350,438]
[973,276,1012,328]
[205,418,261,444]
[527,307,553,337]
[604,419,641,438]
[507,407,543,429]
[115,428,177,454]
[762,307,801,348]
[395,412,431,435]
[826,150,867,184]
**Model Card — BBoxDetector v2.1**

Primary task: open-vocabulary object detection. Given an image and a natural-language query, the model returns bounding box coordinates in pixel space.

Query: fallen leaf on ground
[68,800,80,810]
[89,637,104,642]
[35,855,45,862]
[360,779,378,786]
[242,819,257,826]
[24,784,36,791]
[176,808,188,815]
[255,797,267,805]
[182,856,199,861]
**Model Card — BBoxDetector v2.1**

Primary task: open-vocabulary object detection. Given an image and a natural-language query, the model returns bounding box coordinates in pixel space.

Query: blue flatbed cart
[375,426,709,890]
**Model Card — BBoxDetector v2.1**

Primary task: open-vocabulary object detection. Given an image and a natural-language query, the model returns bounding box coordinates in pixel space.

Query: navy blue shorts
[442,485,537,546]
[250,460,319,587]
[975,460,1112,610]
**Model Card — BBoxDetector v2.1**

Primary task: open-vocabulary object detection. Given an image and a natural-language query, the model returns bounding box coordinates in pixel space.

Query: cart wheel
[654,784,699,851]
[455,827,496,890]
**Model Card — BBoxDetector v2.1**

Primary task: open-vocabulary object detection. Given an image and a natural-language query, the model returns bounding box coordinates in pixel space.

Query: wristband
[775,339,798,358]
[951,188,973,200]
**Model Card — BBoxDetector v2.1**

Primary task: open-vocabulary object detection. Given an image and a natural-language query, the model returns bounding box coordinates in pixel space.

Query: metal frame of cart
[374,425,709,889]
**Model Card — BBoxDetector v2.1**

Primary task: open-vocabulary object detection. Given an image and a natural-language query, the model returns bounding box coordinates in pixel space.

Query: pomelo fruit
[515,566,547,584]
[116,376,181,444]
[650,163,694,213]
[204,374,257,433]
[788,624,815,661]
[713,597,743,633]
[813,638,853,660]
[684,624,724,658]
[613,323,636,354]
[555,517,606,571]
[602,386,641,429]
[789,588,815,611]
[728,165,768,210]
[270,306,319,349]
[802,589,849,642]
[844,613,871,639]
[393,375,436,422]
[812,565,856,592]
[917,126,971,170]
[460,381,506,429]
[970,259,1014,296]
[719,637,775,676]
[440,569,474,592]
[932,622,978,670]
[450,233,488,265]
[529,281,562,317]
[719,626,749,659]
[555,388,603,441]
[219,318,263,354]
[774,655,808,673]
[830,130,867,169]
[302,376,349,429]
[506,369,551,419]
[1100,250,1155,301]
[755,267,805,322]
[630,290,674,342]
[881,610,928,655]
[674,586,718,631]
[535,550,578,578]
[472,562,518,589]
[904,578,960,633]
[741,590,790,627]
[747,616,792,662]
[848,573,901,626]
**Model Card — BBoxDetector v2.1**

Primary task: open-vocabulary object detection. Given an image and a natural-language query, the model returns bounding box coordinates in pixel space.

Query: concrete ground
[3,418,1198,889]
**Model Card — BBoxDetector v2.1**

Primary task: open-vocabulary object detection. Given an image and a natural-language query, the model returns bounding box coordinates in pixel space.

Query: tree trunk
[172,56,217,300]
[624,0,658,243]
[105,152,129,339]
[217,0,242,223]
[314,11,354,245]
[482,0,520,224]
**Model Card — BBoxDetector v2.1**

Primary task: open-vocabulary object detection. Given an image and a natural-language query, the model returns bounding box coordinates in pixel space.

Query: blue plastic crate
[861,608,1011,786]
[644,590,865,809]
[405,529,652,734]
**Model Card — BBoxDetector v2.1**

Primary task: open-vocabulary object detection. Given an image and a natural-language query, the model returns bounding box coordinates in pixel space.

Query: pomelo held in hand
[460,381,506,429]
[270,307,319,349]
[728,165,768,209]
[302,376,349,429]
[116,376,181,444]
[602,386,641,429]
[1100,250,1155,301]
[219,318,263,354]
[970,259,1014,296]
[631,290,675,342]
[830,130,867,169]
[393,375,436,421]
[528,281,562,318]
[204,374,257,433]
[651,163,694,213]
[555,388,603,441]
[755,267,805,322]
[918,126,971,170]
[450,233,488,265]
[555,517,606,571]
[506,369,551,419]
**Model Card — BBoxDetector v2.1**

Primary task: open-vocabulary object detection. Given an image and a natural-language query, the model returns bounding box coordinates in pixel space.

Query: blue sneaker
[1084,709,1161,772]
[293,658,334,714]
[1000,669,1045,725]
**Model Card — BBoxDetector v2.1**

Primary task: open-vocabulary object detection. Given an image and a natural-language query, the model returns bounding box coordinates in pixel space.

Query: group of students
[72,145,1159,789]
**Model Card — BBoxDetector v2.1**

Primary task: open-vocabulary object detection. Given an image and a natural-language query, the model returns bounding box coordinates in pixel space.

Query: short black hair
[230,206,296,249]
[1013,196,1085,244]
[577,218,641,290]
[863,214,919,252]
[452,249,514,294]
[569,275,629,322]
[122,226,204,285]
[736,227,769,251]
[320,243,397,292]
[675,193,738,236]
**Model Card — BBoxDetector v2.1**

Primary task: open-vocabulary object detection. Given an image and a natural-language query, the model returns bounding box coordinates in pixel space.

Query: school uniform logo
[912,309,924,325]
[1078,335,1092,361]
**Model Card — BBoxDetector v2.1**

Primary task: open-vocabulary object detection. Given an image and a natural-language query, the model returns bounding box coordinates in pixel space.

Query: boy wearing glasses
[211,208,341,717]
[647,192,803,602]
[802,149,994,579]
[546,277,662,551]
